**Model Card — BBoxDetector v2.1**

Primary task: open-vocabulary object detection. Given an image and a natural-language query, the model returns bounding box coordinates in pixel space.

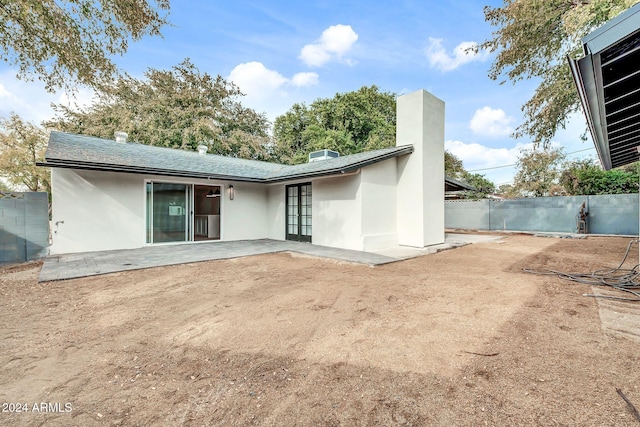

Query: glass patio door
[286,183,312,242]
[146,182,191,244]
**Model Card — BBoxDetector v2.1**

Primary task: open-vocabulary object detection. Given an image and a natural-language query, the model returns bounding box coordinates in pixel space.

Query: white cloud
[0,83,17,100]
[299,24,358,67]
[469,106,514,137]
[228,62,320,99]
[227,62,320,121]
[300,45,332,68]
[291,72,319,87]
[0,69,95,124]
[425,38,488,72]
[228,61,289,99]
[56,87,95,112]
[445,139,533,185]
[446,140,524,169]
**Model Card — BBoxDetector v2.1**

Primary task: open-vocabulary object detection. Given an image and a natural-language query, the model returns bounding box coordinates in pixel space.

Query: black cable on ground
[523,239,640,302]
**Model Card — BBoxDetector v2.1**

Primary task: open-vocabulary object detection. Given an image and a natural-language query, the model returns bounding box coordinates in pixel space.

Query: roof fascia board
[582,3,640,54]
[569,53,613,170]
[37,160,265,183]
[588,52,614,170]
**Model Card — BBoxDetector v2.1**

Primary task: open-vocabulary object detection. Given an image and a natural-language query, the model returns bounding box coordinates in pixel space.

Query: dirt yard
[1,234,640,426]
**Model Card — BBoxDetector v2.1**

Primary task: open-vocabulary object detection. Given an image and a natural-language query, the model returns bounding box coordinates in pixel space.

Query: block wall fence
[0,192,49,264]
[445,194,638,235]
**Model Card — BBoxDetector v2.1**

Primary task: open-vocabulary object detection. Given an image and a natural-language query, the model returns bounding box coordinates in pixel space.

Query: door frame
[144,179,223,245]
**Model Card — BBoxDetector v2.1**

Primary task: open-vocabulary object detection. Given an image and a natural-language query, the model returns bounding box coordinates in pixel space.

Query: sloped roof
[41,131,414,183]
[41,132,472,190]
[445,176,474,192]
[569,3,640,170]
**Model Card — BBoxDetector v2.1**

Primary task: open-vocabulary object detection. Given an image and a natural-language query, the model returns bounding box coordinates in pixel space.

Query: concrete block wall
[444,199,491,230]
[0,192,49,264]
[587,194,639,235]
[445,194,639,235]
[488,196,588,232]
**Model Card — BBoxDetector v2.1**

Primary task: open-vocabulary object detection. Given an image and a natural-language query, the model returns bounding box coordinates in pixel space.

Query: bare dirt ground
[1,234,640,426]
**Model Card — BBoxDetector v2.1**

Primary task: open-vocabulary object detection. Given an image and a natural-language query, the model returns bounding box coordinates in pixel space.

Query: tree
[443,150,496,198]
[273,85,396,164]
[480,0,637,147]
[560,158,638,195]
[510,147,565,197]
[445,150,466,179]
[461,172,495,199]
[0,0,170,92]
[0,114,50,193]
[47,59,272,160]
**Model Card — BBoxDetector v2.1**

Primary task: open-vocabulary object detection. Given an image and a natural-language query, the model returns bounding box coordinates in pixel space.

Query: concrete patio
[38,233,503,282]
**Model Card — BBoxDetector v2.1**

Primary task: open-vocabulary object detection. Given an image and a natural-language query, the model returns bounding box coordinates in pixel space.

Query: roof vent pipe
[197,144,208,155]
[114,131,128,144]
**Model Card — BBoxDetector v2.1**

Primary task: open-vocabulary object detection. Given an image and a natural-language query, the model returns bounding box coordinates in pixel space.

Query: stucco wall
[312,172,362,250]
[266,185,285,240]
[51,169,271,254]
[221,181,269,241]
[360,159,398,250]
[51,168,145,254]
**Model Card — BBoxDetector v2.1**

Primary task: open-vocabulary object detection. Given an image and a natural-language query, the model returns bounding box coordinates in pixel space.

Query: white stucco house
[41,89,469,255]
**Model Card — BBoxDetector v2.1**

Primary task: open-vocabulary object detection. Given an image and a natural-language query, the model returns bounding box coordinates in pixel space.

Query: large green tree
[273,85,396,164]
[481,0,638,146]
[47,59,272,160]
[510,147,565,197]
[0,0,170,92]
[0,114,50,193]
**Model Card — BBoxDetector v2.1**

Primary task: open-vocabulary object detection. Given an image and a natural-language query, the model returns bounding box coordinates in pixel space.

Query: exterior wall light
[229,185,234,200]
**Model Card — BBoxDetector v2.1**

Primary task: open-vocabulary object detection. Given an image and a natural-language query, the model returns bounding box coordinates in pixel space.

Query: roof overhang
[569,2,640,170]
[40,132,484,190]
[444,176,475,192]
[37,159,268,183]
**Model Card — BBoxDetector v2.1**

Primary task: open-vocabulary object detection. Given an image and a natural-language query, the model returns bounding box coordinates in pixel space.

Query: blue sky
[0,0,597,186]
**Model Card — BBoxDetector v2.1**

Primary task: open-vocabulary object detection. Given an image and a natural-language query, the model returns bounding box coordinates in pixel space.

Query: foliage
[443,150,496,198]
[461,172,495,199]
[273,85,396,164]
[445,150,466,179]
[0,114,50,193]
[496,183,514,196]
[560,159,638,195]
[47,59,272,160]
[480,0,638,147]
[0,0,169,92]
[510,147,565,197]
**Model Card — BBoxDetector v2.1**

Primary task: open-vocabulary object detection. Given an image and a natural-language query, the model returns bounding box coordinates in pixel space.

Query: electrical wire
[523,239,640,302]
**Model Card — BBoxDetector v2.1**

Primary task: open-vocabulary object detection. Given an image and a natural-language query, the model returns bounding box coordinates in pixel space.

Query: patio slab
[39,234,502,282]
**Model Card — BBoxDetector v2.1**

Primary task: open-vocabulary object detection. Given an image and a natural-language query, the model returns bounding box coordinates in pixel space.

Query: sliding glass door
[145,182,223,244]
[146,182,191,244]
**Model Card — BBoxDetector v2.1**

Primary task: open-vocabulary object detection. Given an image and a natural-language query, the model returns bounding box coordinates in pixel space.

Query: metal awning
[569,3,640,170]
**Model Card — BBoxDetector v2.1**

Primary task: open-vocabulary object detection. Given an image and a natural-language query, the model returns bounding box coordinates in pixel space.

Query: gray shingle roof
[41,131,414,183]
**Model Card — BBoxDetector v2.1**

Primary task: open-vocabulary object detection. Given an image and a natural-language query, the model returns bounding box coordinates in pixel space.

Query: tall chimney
[395,90,445,248]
